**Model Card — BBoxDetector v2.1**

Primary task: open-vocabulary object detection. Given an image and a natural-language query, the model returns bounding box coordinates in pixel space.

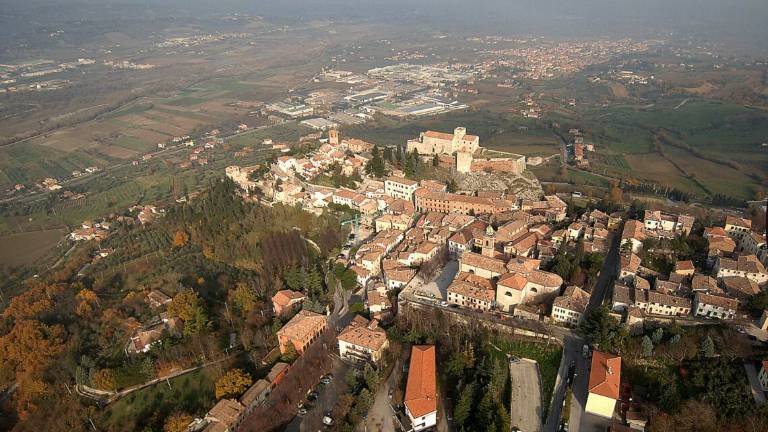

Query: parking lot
[509,358,543,432]
[283,356,351,431]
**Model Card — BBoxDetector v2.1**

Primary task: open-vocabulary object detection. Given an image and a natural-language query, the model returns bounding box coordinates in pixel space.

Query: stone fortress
[406,127,526,175]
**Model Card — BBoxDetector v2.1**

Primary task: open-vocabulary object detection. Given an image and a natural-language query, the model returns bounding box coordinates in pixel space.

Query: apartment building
[634,289,691,317]
[337,315,389,364]
[551,286,591,326]
[385,176,420,201]
[276,310,327,355]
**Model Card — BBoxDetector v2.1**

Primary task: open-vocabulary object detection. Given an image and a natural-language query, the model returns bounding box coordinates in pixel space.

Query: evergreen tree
[700,336,715,358]
[453,383,475,428]
[365,145,386,178]
[652,327,664,344]
[642,336,654,357]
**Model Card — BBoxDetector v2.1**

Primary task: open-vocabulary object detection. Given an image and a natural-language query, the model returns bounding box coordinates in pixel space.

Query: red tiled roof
[588,351,621,400]
[405,345,437,418]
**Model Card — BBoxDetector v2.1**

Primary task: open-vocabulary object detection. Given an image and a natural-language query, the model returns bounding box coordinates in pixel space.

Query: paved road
[510,359,543,432]
[544,222,623,432]
[364,356,404,432]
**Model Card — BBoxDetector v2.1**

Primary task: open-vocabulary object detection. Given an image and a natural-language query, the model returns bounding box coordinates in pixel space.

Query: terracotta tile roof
[526,269,564,288]
[554,286,590,313]
[620,253,641,273]
[722,276,760,298]
[695,292,738,311]
[272,290,306,308]
[704,226,728,238]
[622,220,646,241]
[206,399,245,426]
[588,351,621,400]
[338,315,388,352]
[613,284,633,305]
[460,251,507,275]
[674,260,694,272]
[505,257,542,273]
[498,272,528,290]
[691,274,718,291]
[405,345,437,418]
[725,215,751,229]
[276,310,327,341]
[718,255,766,273]
[386,176,419,186]
[423,130,455,141]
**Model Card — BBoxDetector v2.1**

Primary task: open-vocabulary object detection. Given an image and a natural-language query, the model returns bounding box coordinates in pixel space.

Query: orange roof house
[585,351,621,418]
[271,290,306,316]
[404,345,438,431]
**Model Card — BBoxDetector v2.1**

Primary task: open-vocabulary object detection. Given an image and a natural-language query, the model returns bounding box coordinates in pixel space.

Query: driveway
[510,358,543,432]
[364,357,404,432]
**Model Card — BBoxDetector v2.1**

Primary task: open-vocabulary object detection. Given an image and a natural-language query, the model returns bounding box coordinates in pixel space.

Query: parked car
[582,344,590,358]
[322,413,334,426]
[509,356,521,364]
[320,375,332,385]
[307,390,319,401]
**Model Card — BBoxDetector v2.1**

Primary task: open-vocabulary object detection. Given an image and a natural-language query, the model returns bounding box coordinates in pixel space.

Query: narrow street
[544,223,622,432]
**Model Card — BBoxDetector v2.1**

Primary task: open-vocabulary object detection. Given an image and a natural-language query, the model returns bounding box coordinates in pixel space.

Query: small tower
[481,225,496,258]
[328,128,340,145]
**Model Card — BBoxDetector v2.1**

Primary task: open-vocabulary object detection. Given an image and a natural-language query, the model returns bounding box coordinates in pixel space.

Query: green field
[99,366,219,432]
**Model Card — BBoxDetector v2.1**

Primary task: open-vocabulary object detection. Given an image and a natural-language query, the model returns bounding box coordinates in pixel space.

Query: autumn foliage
[214,368,252,400]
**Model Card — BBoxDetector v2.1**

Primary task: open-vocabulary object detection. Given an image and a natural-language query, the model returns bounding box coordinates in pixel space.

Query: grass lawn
[99,366,219,432]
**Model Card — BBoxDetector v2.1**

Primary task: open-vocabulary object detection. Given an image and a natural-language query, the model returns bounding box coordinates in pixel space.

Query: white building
[384,176,420,201]
[692,292,738,320]
[337,315,389,364]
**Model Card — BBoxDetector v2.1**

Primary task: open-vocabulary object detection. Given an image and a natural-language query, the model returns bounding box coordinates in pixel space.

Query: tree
[432,154,439,167]
[579,306,627,352]
[453,382,475,428]
[230,282,257,314]
[164,413,194,432]
[446,179,458,193]
[641,336,654,357]
[363,363,380,390]
[215,368,252,399]
[281,342,298,363]
[168,289,210,336]
[669,334,681,345]
[172,230,189,248]
[700,336,715,358]
[652,327,664,344]
[365,145,386,178]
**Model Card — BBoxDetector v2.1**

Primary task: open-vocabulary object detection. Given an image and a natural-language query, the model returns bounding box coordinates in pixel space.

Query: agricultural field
[555,99,768,200]
[0,228,66,267]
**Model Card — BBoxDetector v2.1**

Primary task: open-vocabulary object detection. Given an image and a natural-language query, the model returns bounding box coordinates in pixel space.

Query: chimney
[607,366,613,375]
[368,319,379,330]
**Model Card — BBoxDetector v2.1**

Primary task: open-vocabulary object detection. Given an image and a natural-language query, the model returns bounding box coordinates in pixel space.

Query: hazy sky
[2,0,768,53]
